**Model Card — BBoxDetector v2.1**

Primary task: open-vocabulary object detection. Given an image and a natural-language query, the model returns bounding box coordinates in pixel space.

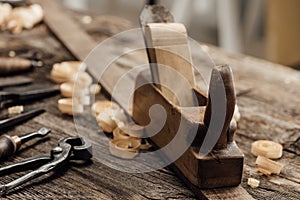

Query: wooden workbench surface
[0,8,299,200]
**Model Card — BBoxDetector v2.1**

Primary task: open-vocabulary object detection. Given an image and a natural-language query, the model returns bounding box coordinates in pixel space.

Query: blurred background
[60,0,300,69]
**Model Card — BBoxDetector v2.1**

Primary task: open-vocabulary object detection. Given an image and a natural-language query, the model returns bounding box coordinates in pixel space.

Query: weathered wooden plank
[39,0,96,61]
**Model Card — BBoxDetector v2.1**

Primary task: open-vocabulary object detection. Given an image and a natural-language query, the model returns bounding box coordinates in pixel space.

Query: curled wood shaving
[256,156,284,175]
[90,84,101,95]
[109,139,140,159]
[113,127,131,140]
[92,100,120,117]
[1,4,44,34]
[0,3,12,30]
[60,82,89,98]
[120,122,145,138]
[96,108,127,133]
[97,110,118,133]
[60,82,75,97]
[58,98,83,116]
[53,61,93,116]
[51,61,88,84]
[139,140,152,150]
[92,100,153,158]
[251,140,283,159]
[74,95,90,106]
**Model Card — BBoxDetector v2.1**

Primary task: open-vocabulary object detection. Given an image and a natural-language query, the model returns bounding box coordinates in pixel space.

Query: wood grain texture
[132,67,244,190]
[0,3,299,200]
[145,23,196,106]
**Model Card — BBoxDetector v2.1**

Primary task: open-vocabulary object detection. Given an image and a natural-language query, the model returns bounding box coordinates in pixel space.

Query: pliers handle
[0,137,92,196]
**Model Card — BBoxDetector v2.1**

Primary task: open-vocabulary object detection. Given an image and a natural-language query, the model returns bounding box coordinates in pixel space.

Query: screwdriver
[0,127,51,159]
[0,57,43,76]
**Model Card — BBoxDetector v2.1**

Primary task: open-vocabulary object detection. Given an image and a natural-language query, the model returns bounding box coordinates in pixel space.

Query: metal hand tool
[0,127,51,159]
[0,57,43,76]
[0,137,92,196]
[0,76,33,89]
[0,0,26,6]
[0,109,45,132]
[0,87,59,109]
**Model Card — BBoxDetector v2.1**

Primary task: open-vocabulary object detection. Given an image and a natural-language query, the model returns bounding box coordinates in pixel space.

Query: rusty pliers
[0,137,92,196]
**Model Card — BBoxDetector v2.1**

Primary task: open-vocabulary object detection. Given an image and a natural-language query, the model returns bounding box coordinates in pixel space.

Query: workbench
[0,7,299,200]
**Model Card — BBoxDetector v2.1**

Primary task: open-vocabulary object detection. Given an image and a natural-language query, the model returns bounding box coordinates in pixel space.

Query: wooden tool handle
[204,65,236,149]
[140,5,174,85]
[0,135,16,159]
[144,23,196,106]
[0,57,32,75]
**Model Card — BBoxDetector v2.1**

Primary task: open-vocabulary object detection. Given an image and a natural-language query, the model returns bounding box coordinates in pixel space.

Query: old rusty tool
[0,137,92,196]
[0,57,43,76]
[0,86,59,109]
[134,4,244,189]
[0,109,45,132]
[0,127,51,159]
[0,76,33,89]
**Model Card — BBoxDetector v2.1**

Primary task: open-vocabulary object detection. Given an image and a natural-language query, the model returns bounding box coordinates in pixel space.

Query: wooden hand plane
[132,5,244,189]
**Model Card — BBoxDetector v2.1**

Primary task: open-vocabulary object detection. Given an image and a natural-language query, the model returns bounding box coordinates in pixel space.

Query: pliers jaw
[0,137,92,196]
[59,137,93,160]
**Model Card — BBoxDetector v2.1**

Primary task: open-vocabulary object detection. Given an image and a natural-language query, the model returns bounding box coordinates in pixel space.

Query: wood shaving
[139,140,152,150]
[74,95,90,106]
[113,127,131,140]
[96,108,127,133]
[92,100,152,159]
[96,110,117,132]
[90,84,101,95]
[256,156,284,175]
[51,61,89,84]
[247,178,260,188]
[92,100,120,116]
[251,140,283,159]
[109,138,140,159]
[1,4,44,34]
[8,105,24,115]
[257,167,272,175]
[0,3,12,30]
[120,122,145,138]
[58,98,83,116]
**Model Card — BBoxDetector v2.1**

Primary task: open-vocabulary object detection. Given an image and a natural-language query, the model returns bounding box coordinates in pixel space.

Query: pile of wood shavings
[248,139,285,189]
[51,61,100,116]
[92,100,152,159]
[0,3,43,34]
